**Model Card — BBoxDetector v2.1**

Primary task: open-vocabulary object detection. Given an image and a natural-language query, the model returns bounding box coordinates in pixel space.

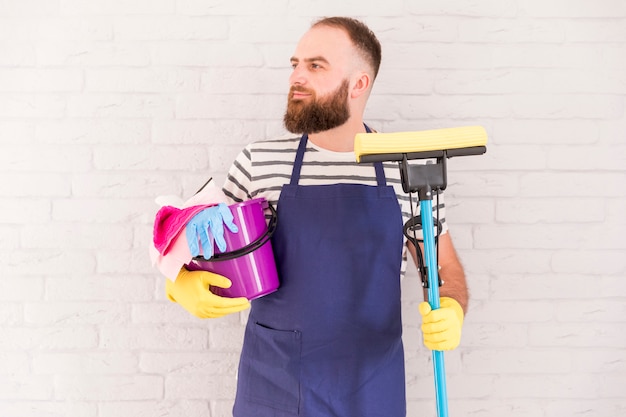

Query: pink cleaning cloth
[152,204,215,256]
[150,181,231,280]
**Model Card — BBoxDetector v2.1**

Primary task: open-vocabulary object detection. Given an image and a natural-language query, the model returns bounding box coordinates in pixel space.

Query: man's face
[283,26,356,134]
[283,79,350,134]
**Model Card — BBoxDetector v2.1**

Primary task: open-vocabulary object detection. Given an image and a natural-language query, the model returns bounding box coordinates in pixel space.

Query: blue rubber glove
[186,203,238,260]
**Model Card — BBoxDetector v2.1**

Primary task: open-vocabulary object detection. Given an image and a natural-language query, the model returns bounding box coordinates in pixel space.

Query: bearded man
[165,16,468,417]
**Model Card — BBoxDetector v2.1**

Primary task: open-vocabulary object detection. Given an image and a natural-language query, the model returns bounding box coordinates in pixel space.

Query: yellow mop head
[354,126,488,162]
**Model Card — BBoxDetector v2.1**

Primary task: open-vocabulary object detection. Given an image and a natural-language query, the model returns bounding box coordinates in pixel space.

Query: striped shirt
[222,134,448,274]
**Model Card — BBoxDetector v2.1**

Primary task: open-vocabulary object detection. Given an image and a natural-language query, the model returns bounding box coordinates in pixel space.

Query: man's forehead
[292,26,353,61]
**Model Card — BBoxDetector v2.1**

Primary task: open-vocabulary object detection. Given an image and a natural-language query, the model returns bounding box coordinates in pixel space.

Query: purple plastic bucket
[187,198,279,300]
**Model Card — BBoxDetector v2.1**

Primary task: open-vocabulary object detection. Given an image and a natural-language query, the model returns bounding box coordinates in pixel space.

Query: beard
[283,79,351,134]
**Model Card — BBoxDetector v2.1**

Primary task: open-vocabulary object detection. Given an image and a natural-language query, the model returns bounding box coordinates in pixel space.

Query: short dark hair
[312,16,382,79]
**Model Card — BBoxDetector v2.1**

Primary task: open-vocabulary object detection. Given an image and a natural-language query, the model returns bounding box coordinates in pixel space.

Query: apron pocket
[240,321,302,414]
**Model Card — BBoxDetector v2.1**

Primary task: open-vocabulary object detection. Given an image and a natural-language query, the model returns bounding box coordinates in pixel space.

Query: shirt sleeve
[222,145,254,204]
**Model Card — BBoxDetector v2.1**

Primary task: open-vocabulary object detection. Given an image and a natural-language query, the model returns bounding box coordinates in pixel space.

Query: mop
[354,126,488,417]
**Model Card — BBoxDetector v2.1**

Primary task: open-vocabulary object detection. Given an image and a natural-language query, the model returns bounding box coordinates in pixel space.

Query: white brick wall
[1,0,624,416]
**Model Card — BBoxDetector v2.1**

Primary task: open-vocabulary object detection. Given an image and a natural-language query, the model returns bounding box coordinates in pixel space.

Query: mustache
[289,86,314,97]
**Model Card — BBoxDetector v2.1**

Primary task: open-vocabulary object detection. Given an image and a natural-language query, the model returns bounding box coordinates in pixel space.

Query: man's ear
[351,72,371,99]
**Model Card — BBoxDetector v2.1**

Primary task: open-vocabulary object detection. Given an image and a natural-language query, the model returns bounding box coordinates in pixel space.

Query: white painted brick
[165,374,236,400]
[544,400,626,417]
[99,326,208,350]
[0,250,96,276]
[371,17,458,43]
[176,93,284,120]
[201,68,288,95]
[54,375,163,401]
[556,300,626,323]
[551,250,625,275]
[565,19,626,43]
[24,302,129,325]
[92,144,207,171]
[0,69,83,92]
[0,375,54,400]
[496,198,604,224]
[0,402,96,417]
[45,276,154,302]
[463,249,553,275]
[36,41,150,67]
[474,224,593,250]
[492,119,599,145]
[405,0,518,17]
[140,352,239,375]
[0,94,65,118]
[445,172,519,198]
[0,121,35,143]
[0,302,23,326]
[0,145,91,172]
[52,198,154,224]
[491,44,606,69]
[131,302,206,324]
[67,94,174,118]
[461,323,529,347]
[518,0,626,17]
[151,119,267,145]
[86,69,199,93]
[0,326,98,350]
[373,70,434,95]
[569,349,626,374]
[59,0,174,15]
[0,351,30,375]
[208,324,246,350]
[0,0,58,15]
[469,300,554,323]
[599,375,626,398]
[0,226,19,250]
[599,119,626,144]
[448,399,544,417]
[492,274,594,300]
[33,352,137,375]
[384,43,497,70]
[601,276,626,297]
[177,0,287,16]
[0,276,44,301]
[99,400,209,417]
[529,323,626,348]
[0,41,36,65]
[96,249,152,274]
[72,173,180,198]
[459,18,565,43]
[113,16,228,41]
[0,198,50,223]
[35,120,150,144]
[0,174,70,197]
[548,145,625,170]
[511,94,623,119]
[229,16,310,43]
[21,223,132,250]
[465,348,572,374]
[0,17,112,41]
[520,172,626,197]
[153,41,264,67]
[445,198,494,224]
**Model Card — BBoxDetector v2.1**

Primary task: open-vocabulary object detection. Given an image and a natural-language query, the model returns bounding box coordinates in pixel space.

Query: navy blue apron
[233,129,406,417]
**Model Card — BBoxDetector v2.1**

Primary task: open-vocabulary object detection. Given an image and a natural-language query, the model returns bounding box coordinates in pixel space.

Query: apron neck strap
[290,124,386,186]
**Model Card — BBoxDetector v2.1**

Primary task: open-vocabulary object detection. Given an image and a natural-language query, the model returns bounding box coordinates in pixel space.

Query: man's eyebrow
[290,56,330,65]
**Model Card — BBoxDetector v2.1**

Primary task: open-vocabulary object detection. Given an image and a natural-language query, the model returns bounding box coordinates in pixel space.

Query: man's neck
[307,118,366,152]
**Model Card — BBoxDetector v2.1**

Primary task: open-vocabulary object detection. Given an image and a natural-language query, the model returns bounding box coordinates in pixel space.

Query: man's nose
[289,65,307,86]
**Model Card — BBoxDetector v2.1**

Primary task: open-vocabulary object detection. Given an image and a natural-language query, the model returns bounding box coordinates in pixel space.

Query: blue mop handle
[419,198,449,417]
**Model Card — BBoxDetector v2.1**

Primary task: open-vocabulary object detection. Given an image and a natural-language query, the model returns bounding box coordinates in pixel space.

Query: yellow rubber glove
[419,297,464,351]
[165,268,250,319]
